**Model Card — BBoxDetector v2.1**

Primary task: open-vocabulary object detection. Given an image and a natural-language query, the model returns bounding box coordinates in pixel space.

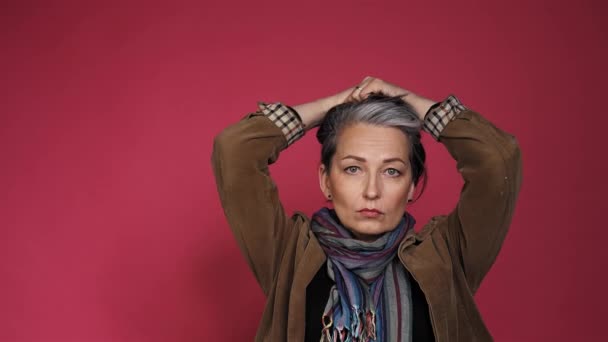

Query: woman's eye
[345,166,360,174]
[386,168,401,176]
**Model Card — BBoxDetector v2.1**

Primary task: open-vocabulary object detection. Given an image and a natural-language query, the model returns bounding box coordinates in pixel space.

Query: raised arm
[211,87,354,295]
[427,96,523,293]
[352,77,522,292]
[211,103,306,295]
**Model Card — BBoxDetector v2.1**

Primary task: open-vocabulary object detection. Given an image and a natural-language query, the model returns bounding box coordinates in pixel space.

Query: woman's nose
[363,174,381,200]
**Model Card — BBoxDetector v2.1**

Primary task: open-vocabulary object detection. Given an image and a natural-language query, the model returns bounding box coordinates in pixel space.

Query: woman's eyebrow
[341,155,407,165]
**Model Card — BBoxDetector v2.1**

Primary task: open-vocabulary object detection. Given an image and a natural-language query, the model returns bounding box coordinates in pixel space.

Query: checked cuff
[257,101,305,146]
[422,95,467,140]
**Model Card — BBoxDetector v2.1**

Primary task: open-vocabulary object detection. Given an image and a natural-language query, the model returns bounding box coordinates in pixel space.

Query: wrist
[403,93,437,121]
[293,98,330,130]
[319,94,341,113]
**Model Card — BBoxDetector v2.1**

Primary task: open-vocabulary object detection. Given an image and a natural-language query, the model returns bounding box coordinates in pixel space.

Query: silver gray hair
[316,92,428,191]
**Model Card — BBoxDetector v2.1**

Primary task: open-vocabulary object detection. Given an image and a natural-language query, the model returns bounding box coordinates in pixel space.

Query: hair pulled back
[316,92,428,201]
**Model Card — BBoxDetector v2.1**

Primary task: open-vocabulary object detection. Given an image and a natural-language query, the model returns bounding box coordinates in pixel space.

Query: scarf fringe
[365,309,377,340]
[321,313,333,342]
[351,306,363,339]
[321,307,378,342]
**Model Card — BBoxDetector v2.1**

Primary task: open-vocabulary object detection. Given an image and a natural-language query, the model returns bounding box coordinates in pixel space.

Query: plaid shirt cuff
[256,101,305,146]
[423,95,467,140]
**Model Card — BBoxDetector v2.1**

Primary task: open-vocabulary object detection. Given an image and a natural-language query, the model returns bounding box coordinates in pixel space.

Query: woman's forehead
[335,123,410,160]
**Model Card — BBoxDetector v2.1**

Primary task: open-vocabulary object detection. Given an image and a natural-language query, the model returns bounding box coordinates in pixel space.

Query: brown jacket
[212,105,522,341]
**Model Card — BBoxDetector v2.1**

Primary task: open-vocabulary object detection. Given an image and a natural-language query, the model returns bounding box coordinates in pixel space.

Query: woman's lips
[358,209,383,218]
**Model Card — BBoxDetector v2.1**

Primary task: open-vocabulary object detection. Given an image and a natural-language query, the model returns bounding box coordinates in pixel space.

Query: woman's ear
[407,183,416,202]
[318,164,331,199]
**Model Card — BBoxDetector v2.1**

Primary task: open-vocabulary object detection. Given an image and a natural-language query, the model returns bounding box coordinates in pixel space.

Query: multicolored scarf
[311,207,415,342]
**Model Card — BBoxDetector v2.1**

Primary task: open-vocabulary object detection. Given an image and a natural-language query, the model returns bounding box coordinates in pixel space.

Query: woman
[211,77,522,341]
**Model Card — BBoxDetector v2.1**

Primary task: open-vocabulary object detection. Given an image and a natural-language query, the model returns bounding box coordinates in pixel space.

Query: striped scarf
[311,207,415,342]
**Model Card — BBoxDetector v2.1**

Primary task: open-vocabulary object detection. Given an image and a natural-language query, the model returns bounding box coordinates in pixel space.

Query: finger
[353,86,363,101]
[347,76,375,102]
[343,85,356,101]
[356,77,377,100]
[344,92,354,102]
[347,86,363,102]
[354,77,374,101]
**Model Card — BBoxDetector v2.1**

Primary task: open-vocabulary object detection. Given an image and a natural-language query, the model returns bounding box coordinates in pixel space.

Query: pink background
[1,0,606,341]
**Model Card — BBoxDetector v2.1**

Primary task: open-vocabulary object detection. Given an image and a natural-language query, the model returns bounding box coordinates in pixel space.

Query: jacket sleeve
[428,96,523,293]
[211,103,305,295]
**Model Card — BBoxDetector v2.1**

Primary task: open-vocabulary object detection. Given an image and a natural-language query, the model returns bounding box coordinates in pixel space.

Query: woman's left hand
[347,76,411,101]
[347,76,437,121]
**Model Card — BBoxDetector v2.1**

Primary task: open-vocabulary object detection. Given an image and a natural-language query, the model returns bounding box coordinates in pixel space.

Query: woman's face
[318,123,415,242]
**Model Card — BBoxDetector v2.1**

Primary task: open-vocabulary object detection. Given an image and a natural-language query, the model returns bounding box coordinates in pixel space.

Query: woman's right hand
[343,76,409,102]
[345,76,437,121]
[292,85,358,130]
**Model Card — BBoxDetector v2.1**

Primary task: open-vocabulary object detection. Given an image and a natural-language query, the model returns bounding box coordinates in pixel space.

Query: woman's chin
[348,224,391,241]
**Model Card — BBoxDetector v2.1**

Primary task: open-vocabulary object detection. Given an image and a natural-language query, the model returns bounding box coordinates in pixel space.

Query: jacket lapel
[399,216,451,342]
[287,229,326,341]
